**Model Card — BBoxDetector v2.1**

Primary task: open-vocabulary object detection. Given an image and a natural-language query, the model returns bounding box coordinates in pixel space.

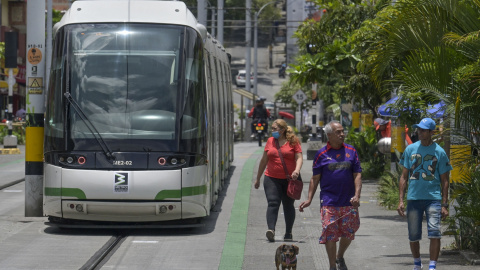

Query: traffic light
[5,32,18,68]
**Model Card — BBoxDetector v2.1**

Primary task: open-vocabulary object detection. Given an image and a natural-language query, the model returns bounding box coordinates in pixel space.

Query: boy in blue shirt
[397,118,453,270]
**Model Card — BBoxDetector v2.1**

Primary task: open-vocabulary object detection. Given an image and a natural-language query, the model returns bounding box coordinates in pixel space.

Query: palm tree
[368,0,480,251]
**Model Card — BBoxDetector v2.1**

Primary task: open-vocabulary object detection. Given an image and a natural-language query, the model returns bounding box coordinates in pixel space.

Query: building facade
[0,0,71,120]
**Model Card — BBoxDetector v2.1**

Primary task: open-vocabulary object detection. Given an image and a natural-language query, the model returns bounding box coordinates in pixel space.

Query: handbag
[275,139,303,200]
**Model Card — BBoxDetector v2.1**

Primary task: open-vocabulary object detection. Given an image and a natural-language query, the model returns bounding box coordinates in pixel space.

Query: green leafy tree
[53,9,64,25]
[288,0,382,114]
[275,81,311,112]
[368,0,480,251]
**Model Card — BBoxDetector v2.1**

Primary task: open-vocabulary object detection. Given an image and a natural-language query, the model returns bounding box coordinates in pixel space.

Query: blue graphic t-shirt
[399,141,453,200]
[312,142,362,206]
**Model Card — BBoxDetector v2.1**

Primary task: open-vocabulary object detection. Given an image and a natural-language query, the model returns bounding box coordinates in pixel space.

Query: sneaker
[284,233,293,241]
[266,230,275,242]
[413,265,423,270]
[329,267,337,270]
[336,257,348,270]
[250,134,255,138]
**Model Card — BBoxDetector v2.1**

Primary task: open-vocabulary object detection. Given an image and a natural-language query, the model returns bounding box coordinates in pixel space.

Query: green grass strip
[218,157,257,270]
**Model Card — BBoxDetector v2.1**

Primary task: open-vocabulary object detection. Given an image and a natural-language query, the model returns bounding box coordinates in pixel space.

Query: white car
[235,70,253,87]
[264,101,274,114]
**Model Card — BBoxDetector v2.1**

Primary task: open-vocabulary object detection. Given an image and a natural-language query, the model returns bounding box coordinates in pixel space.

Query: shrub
[377,150,405,210]
[0,125,26,145]
[450,168,480,252]
[345,126,386,179]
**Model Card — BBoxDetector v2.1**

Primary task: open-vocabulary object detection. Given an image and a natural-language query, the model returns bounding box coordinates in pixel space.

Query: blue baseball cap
[412,118,436,130]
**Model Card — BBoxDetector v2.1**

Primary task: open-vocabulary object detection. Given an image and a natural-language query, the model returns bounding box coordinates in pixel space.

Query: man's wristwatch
[441,203,449,208]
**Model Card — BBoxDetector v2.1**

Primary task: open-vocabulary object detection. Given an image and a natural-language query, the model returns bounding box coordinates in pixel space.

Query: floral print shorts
[319,206,360,244]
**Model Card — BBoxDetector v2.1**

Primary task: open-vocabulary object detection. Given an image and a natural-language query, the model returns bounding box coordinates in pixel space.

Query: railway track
[79,233,127,270]
[0,178,25,191]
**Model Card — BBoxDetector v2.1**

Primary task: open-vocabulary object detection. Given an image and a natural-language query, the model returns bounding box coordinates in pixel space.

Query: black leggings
[263,175,296,234]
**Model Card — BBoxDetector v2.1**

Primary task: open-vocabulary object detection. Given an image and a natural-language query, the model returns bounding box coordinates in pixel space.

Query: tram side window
[45,28,66,150]
[181,30,205,143]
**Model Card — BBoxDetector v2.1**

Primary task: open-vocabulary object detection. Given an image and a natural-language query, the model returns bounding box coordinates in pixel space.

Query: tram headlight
[170,158,178,165]
[159,205,168,214]
[66,156,74,164]
[75,204,84,212]
[77,156,86,165]
[158,157,166,165]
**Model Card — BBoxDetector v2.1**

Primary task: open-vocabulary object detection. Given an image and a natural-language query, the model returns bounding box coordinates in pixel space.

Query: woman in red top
[254,119,303,242]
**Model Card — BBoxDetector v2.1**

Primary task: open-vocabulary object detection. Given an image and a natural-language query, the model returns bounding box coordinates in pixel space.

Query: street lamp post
[254,1,277,98]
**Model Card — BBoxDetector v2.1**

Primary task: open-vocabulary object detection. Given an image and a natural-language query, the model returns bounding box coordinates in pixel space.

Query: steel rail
[79,233,126,270]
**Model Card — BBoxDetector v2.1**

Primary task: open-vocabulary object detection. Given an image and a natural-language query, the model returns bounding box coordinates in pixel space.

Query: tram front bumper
[61,200,182,222]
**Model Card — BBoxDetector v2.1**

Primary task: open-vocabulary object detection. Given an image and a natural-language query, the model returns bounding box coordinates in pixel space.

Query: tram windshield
[45,23,206,153]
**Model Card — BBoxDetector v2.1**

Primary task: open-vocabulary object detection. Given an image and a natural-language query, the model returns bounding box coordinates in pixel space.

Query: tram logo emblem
[114,172,129,193]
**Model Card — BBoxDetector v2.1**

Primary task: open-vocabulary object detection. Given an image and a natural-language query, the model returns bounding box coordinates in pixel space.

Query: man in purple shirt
[300,120,362,270]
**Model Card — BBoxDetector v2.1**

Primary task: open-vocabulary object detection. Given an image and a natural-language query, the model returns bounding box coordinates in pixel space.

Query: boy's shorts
[319,206,360,244]
[407,200,442,241]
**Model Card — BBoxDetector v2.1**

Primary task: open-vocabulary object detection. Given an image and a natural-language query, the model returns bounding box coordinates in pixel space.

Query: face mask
[272,131,280,139]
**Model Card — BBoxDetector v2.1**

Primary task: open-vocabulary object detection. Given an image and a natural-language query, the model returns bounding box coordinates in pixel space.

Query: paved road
[0,145,25,188]
[228,45,287,116]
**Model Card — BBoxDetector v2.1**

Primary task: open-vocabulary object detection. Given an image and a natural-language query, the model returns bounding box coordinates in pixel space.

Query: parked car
[264,101,274,115]
[235,70,253,87]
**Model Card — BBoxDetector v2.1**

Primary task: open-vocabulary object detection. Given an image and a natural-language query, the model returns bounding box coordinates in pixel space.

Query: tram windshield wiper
[64,92,115,160]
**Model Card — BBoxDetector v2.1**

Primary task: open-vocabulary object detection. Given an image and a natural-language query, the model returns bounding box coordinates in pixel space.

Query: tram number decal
[113,160,133,166]
[114,172,129,193]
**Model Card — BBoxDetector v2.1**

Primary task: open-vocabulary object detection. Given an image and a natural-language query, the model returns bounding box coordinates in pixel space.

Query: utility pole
[25,0,46,217]
[197,0,207,26]
[217,0,224,44]
[246,0,252,102]
[254,1,277,96]
[211,9,216,37]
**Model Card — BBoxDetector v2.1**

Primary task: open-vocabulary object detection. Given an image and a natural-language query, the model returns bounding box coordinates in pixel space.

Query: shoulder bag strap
[275,139,290,179]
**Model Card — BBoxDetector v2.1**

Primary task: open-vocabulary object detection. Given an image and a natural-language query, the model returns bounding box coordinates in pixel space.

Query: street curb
[460,250,480,265]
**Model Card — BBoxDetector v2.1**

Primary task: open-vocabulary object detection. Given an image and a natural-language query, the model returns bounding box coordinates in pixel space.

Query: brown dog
[275,244,299,270]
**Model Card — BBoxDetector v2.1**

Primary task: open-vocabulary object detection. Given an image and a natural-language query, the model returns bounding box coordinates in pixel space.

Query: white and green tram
[43,0,233,226]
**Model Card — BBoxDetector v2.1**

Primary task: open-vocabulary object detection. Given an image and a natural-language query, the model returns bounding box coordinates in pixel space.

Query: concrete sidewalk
[243,142,477,269]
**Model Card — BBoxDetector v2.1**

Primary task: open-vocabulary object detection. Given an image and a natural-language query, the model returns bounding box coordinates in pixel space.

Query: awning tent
[378,96,445,118]
[426,101,446,119]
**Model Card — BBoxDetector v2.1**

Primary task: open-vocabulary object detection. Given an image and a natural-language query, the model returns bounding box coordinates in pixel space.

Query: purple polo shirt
[312,142,362,206]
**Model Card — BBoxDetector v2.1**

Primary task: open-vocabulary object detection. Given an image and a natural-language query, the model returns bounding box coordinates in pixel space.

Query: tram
[43,0,233,225]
